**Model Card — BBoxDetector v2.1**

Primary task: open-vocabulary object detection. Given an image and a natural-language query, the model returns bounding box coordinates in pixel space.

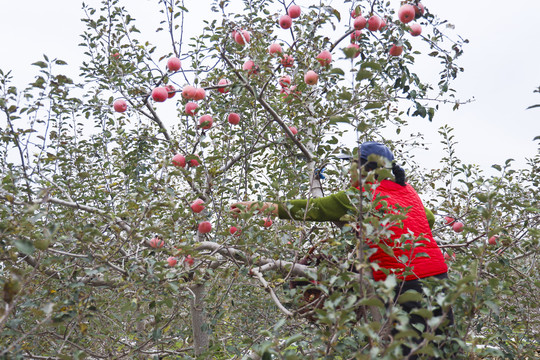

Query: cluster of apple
[279,5,301,30]
[348,2,425,57]
[444,216,464,233]
[148,236,195,267]
[112,56,182,112]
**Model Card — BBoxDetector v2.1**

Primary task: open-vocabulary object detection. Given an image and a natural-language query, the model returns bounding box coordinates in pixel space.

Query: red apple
[444,252,455,262]
[304,70,318,85]
[167,256,177,267]
[367,16,381,31]
[350,30,362,43]
[198,221,212,234]
[185,102,198,116]
[151,87,168,102]
[149,237,164,248]
[354,16,367,30]
[190,199,205,213]
[167,57,181,72]
[389,45,403,56]
[289,126,298,135]
[189,155,200,167]
[279,15,292,29]
[488,236,498,245]
[444,216,455,225]
[279,75,291,87]
[243,60,259,75]
[316,50,332,66]
[452,222,464,233]
[234,30,250,45]
[198,115,213,129]
[172,154,186,168]
[288,5,301,18]
[182,85,196,99]
[229,226,240,235]
[268,43,283,55]
[263,217,273,228]
[193,88,206,101]
[281,55,295,68]
[280,85,298,102]
[414,3,425,18]
[228,112,240,125]
[351,7,361,18]
[113,99,127,113]
[218,78,230,94]
[378,18,387,30]
[184,255,195,266]
[166,84,176,98]
[345,43,361,58]
[398,4,415,24]
[410,23,422,36]
[111,52,120,59]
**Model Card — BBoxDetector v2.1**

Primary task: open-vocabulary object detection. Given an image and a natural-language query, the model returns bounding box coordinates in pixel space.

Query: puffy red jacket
[277,180,448,281]
[366,180,447,281]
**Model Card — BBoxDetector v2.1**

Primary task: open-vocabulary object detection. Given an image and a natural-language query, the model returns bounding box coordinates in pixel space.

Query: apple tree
[1,0,538,359]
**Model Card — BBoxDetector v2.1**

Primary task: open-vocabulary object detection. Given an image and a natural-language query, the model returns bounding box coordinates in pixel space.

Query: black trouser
[392,272,455,359]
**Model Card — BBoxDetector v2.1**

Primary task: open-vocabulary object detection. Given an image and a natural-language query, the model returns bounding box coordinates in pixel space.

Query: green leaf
[356,69,373,81]
[32,61,48,68]
[330,68,345,76]
[361,61,382,71]
[14,239,35,255]
[365,102,382,110]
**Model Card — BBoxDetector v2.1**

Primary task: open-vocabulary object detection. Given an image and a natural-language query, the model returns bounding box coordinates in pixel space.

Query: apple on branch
[288,5,301,18]
[193,88,206,101]
[354,16,367,30]
[198,114,213,129]
[398,4,416,24]
[367,16,381,31]
[151,87,168,102]
[350,30,362,43]
[166,84,176,98]
[234,30,250,45]
[167,57,181,72]
[172,154,186,168]
[218,78,230,94]
[316,50,332,66]
[389,45,403,56]
[304,70,319,85]
[198,221,212,234]
[279,75,291,87]
[228,113,240,125]
[410,23,422,36]
[167,257,177,267]
[190,199,205,213]
[279,15,292,29]
[182,85,196,99]
[268,43,283,55]
[113,99,127,113]
[281,55,295,68]
[452,222,464,233]
[149,237,164,248]
[185,102,199,116]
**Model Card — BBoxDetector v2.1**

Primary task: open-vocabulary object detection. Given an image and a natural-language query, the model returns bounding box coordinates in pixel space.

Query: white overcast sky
[1,0,538,172]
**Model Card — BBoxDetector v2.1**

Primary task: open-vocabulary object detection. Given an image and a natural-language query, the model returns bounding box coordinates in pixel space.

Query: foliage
[0,0,538,359]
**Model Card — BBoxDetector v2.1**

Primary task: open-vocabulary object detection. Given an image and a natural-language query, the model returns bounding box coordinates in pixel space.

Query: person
[231,141,454,359]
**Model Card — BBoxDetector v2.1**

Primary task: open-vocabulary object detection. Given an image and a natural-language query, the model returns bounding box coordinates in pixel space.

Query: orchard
[0,0,538,359]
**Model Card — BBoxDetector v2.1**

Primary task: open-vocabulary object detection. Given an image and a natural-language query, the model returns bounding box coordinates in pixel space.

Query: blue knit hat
[360,141,394,162]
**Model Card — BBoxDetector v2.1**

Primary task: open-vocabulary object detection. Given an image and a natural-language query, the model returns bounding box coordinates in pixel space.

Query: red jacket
[366,180,447,281]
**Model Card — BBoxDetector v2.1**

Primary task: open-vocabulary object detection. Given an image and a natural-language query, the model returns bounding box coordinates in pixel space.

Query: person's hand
[230,201,277,217]
[230,201,254,217]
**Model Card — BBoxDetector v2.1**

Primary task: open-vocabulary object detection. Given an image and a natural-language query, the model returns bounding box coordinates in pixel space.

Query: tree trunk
[189,283,209,356]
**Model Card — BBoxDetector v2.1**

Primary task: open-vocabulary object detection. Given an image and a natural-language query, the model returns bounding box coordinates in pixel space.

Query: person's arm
[276,190,357,221]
